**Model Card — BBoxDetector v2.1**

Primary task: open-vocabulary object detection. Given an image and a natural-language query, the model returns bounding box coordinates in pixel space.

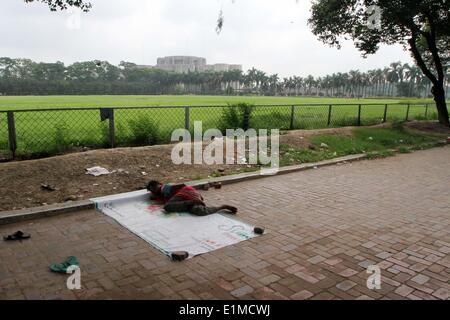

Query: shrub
[427,112,438,120]
[99,121,110,147]
[53,121,71,152]
[414,114,428,121]
[219,103,254,133]
[127,116,161,146]
[99,121,128,146]
[390,118,405,130]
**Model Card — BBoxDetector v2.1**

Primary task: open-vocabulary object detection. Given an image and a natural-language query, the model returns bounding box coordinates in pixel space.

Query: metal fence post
[290,105,295,130]
[184,106,190,131]
[405,103,410,121]
[327,105,332,126]
[357,104,362,126]
[424,104,428,118]
[383,104,388,123]
[7,111,17,158]
[109,109,115,148]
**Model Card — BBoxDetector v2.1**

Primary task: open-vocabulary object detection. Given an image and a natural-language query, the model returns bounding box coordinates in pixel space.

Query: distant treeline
[0,57,446,97]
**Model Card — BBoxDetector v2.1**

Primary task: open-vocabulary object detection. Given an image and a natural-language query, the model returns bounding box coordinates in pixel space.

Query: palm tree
[255,70,268,94]
[245,68,258,93]
[373,69,384,97]
[291,76,302,95]
[304,75,315,95]
[389,62,411,96]
[367,69,378,97]
[348,70,362,97]
[405,65,422,97]
[381,67,391,96]
[268,74,279,95]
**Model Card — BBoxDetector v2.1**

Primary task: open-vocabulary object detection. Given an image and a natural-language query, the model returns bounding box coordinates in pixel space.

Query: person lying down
[146,180,237,216]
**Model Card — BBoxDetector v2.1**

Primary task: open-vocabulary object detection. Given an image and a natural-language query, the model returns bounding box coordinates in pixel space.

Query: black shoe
[171,251,189,261]
[254,227,265,235]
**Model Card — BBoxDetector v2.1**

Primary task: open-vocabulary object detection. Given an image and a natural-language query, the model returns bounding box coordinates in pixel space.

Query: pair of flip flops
[3,231,31,241]
[49,256,79,273]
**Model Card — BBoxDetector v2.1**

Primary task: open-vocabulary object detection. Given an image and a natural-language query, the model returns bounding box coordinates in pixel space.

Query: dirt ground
[0,121,448,212]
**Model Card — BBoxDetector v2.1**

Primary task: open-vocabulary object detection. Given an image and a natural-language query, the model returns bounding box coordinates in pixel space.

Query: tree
[308,0,449,126]
[0,55,436,97]
[268,74,279,95]
[23,0,91,11]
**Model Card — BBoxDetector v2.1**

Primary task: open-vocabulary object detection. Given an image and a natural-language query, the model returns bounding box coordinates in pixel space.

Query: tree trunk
[408,35,449,126]
[432,84,449,126]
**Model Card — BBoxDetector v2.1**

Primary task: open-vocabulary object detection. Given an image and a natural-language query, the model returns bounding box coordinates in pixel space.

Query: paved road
[0,146,449,300]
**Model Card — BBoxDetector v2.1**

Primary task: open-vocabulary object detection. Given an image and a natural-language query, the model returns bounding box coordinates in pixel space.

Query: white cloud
[0,0,413,77]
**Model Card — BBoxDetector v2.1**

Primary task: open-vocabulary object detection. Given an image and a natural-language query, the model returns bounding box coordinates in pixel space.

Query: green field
[0,95,439,158]
[0,95,436,110]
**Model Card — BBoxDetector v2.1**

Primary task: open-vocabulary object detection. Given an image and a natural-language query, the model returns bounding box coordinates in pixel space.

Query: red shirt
[152,184,203,204]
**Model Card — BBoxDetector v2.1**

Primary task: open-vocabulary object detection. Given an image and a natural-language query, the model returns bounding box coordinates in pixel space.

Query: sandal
[49,256,79,273]
[3,231,31,241]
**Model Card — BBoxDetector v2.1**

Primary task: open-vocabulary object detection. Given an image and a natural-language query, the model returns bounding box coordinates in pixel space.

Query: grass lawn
[0,95,436,110]
[0,95,440,158]
[211,122,447,179]
[279,124,445,167]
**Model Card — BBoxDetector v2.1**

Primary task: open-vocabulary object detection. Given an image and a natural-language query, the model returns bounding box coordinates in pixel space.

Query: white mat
[91,190,258,258]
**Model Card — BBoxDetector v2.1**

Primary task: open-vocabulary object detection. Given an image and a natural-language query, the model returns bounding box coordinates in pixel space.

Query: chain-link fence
[0,112,8,159]
[12,108,105,157]
[113,107,186,146]
[0,103,438,160]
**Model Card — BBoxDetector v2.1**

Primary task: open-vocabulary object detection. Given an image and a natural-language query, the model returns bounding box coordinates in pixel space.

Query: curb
[189,153,367,188]
[0,200,94,226]
[0,154,366,225]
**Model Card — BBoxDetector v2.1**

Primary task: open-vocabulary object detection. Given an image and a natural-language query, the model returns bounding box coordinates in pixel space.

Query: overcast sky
[0,0,414,77]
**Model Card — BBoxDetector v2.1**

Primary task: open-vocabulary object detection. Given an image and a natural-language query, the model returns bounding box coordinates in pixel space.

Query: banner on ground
[91,190,258,258]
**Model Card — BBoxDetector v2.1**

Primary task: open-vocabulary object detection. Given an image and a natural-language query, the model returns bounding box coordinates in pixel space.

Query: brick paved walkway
[1,146,449,300]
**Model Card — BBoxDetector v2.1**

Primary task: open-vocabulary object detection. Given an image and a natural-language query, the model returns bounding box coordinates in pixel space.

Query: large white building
[153,56,242,73]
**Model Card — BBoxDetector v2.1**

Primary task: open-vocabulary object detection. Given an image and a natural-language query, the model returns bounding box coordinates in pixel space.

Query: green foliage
[398,146,412,153]
[114,122,129,146]
[219,103,254,132]
[353,127,435,148]
[365,150,396,159]
[24,0,92,12]
[53,121,71,152]
[391,119,406,130]
[99,121,111,147]
[1,55,444,98]
[99,121,130,147]
[279,144,334,166]
[127,116,161,146]
[310,127,436,154]
[210,171,222,178]
[308,0,449,124]
[414,114,428,121]
[280,126,440,166]
[308,1,448,59]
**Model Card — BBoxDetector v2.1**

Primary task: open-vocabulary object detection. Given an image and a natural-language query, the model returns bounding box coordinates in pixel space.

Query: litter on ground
[85,166,111,176]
